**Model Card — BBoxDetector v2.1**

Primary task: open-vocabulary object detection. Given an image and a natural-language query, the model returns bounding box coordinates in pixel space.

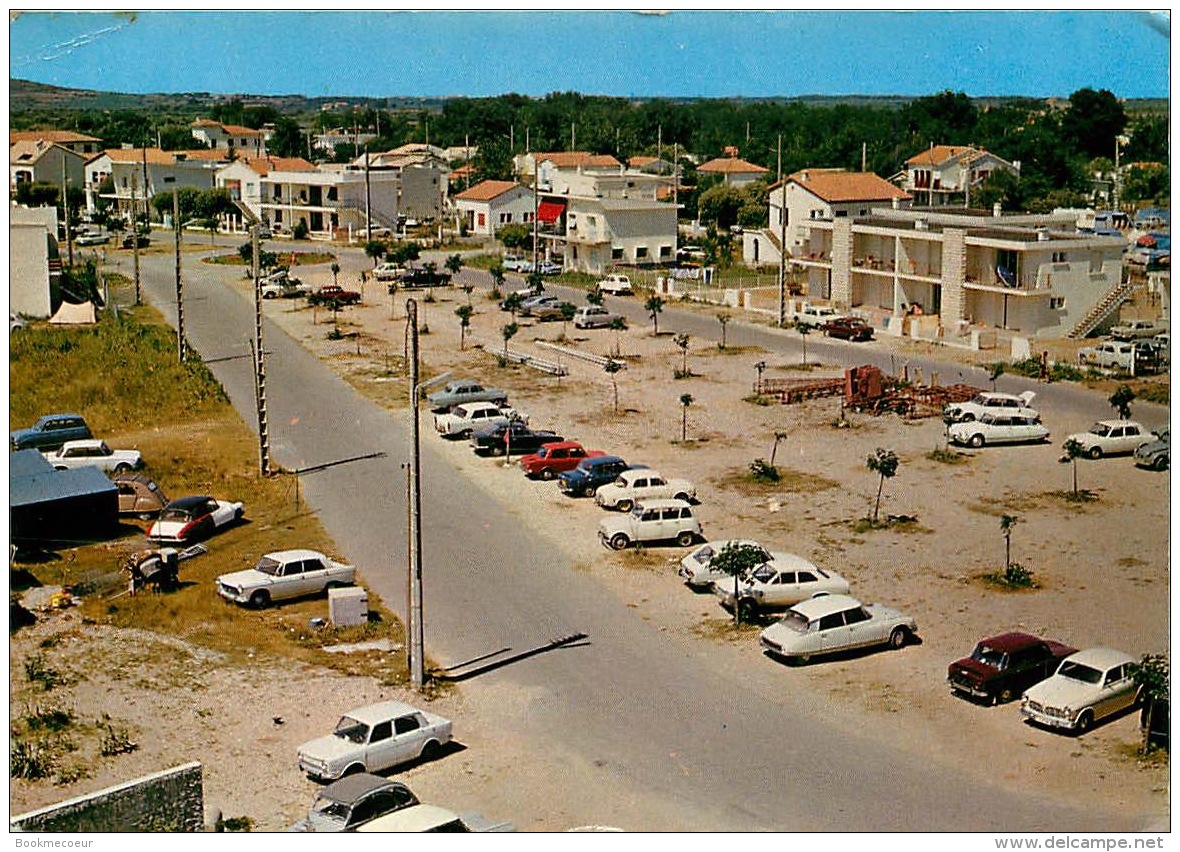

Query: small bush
[99,723,139,757]
[11,739,56,780]
[292,221,308,240]
[24,654,61,691]
[24,704,73,732]
[673,368,692,380]
[1003,563,1034,587]
[927,448,968,465]
[216,816,255,833]
[748,458,781,483]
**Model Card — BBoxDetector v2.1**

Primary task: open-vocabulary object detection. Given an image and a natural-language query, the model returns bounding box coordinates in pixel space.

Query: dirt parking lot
[11,255,1170,830]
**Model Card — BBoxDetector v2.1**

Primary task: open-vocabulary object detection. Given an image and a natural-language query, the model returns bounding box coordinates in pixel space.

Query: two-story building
[215,155,318,229]
[257,162,400,238]
[351,147,448,222]
[897,145,1021,207]
[11,130,102,157]
[452,180,535,236]
[190,120,267,158]
[84,147,224,219]
[696,154,769,188]
[10,140,87,199]
[794,205,1126,340]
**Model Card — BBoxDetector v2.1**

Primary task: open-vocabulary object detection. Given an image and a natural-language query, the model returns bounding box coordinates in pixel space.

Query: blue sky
[8,10,1171,100]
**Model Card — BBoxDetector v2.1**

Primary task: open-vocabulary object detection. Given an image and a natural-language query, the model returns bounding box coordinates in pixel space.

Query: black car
[558,455,644,498]
[398,267,451,288]
[948,632,1077,705]
[289,773,418,833]
[121,233,150,249]
[469,421,562,457]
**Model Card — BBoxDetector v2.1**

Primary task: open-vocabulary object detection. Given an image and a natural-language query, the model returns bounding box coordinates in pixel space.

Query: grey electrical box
[328,587,368,627]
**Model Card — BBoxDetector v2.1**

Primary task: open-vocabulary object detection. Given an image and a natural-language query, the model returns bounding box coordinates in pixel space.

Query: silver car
[759,594,917,664]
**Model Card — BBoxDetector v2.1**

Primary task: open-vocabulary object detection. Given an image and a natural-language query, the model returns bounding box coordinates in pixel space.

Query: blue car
[558,455,645,498]
[11,413,93,451]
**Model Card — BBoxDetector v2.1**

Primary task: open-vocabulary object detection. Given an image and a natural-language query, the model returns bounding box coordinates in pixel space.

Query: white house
[898,145,1021,207]
[696,155,769,188]
[190,120,267,158]
[10,206,60,318]
[216,155,318,228]
[514,151,624,187]
[10,140,86,198]
[258,163,400,238]
[452,180,534,237]
[84,147,223,218]
[351,149,448,221]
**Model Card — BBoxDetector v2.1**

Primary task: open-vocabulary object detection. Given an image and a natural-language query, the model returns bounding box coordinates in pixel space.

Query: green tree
[388,241,421,265]
[266,116,305,158]
[609,316,627,358]
[364,240,387,265]
[1123,163,1170,204]
[999,514,1019,570]
[645,295,665,335]
[988,362,1005,391]
[455,304,473,350]
[673,332,691,377]
[1109,384,1135,420]
[1130,654,1169,753]
[796,321,811,365]
[489,260,506,298]
[445,253,464,278]
[501,321,518,355]
[585,288,604,306]
[697,184,746,230]
[330,263,340,287]
[866,447,899,524]
[679,393,694,442]
[709,542,770,625]
[559,301,577,338]
[604,358,623,414]
[498,223,533,251]
[1060,88,1127,161]
[1061,437,1085,496]
[502,291,524,317]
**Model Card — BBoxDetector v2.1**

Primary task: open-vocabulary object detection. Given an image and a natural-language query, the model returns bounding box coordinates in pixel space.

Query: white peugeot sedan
[678,539,776,589]
[1021,648,1141,733]
[758,594,917,664]
[948,413,1050,448]
[1064,420,1150,458]
[217,549,356,608]
[945,390,1038,423]
[297,701,453,782]
[715,555,850,617]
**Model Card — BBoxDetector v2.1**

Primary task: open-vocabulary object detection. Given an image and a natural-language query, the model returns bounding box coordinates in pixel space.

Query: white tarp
[49,301,96,325]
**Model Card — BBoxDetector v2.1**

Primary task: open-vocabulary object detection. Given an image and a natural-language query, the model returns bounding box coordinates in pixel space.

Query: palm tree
[1000,514,1019,569]
[609,316,627,359]
[445,253,464,279]
[645,295,665,335]
[455,304,473,350]
[866,447,899,524]
[586,288,604,307]
[559,301,577,339]
[503,291,524,318]
[330,262,340,287]
[1109,384,1135,420]
[680,393,694,442]
[710,542,771,625]
[501,321,519,356]
[988,362,1005,391]
[797,321,811,365]
[673,333,691,377]
[364,240,387,266]
[489,260,506,299]
[770,431,787,466]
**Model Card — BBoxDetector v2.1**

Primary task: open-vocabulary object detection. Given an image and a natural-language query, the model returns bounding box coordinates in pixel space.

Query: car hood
[1136,439,1168,456]
[1023,676,1094,709]
[217,569,274,589]
[298,734,356,763]
[948,657,997,684]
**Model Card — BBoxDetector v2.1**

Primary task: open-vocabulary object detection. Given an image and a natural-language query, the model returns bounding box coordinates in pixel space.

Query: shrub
[24,703,73,732]
[99,723,139,757]
[24,654,61,691]
[749,458,781,483]
[11,739,56,779]
[292,221,308,240]
[216,816,255,833]
[1003,562,1035,588]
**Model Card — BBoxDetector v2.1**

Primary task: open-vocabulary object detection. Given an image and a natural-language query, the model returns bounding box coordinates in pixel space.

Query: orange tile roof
[453,179,523,202]
[177,148,231,161]
[10,130,101,145]
[220,124,264,138]
[536,151,622,170]
[629,155,658,167]
[697,156,769,174]
[238,156,317,175]
[905,145,979,167]
[787,170,911,203]
[100,147,178,165]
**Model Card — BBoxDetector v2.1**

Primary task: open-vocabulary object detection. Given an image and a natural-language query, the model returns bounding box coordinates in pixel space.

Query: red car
[519,441,605,480]
[948,632,1077,705]
[819,316,874,341]
[309,285,361,307]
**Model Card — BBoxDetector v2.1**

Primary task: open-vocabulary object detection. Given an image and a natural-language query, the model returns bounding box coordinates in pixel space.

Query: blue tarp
[10,449,119,543]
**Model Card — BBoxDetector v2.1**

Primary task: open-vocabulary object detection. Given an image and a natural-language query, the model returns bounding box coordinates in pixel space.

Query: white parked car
[147,495,244,544]
[794,303,838,330]
[598,498,702,550]
[260,271,311,299]
[357,804,514,833]
[714,555,850,617]
[373,262,404,282]
[1021,648,1141,733]
[1064,420,1150,458]
[572,305,624,329]
[758,594,917,664]
[945,390,1038,423]
[595,274,634,295]
[433,402,524,439]
[297,700,453,782]
[502,254,531,273]
[216,549,356,608]
[41,439,142,472]
[948,413,1050,448]
[595,468,696,511]
[678,539,775,589]
[1078,340,1135,371]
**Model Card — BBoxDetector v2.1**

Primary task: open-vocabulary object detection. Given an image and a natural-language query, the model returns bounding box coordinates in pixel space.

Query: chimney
[993,202,1002,218]
[800,170,809,183]
[891,196,900,210]
[1036,227,1051,241]
[915,219,928,231]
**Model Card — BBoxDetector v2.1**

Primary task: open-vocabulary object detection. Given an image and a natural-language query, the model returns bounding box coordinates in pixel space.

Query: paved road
[121,242,1147,831]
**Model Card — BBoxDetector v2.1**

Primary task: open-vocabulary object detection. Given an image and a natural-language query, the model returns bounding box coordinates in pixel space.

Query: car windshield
[778,610,810,633]
[979,413,999,425]
[629,505,646,519]
[1088,423,1113,437]
[310,797,351,822]
[159,507,192,522]
[1057,662,1103,684]
[254,556,282,576]
[970,645,1007,668]
[333,716,370,744]
[692,545,716,564]
[750,562,776,583]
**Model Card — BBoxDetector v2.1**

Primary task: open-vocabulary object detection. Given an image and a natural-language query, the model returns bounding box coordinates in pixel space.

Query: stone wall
[11,762,204,833]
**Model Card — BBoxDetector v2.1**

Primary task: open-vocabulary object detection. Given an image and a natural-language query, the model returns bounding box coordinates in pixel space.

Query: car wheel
[968,433,985,448]
[342,763,365,777]
[490,444,505,457]
[582,485,597,498]
[420,740,442,762]
[539,468,555,481]
[249,590,270,609]
[114,462,133,473]
[676,530,696,547]
[1088,446,1103,459]
[737,599,758,622]
[1074,710,1094,733]
[616,499,633,513]
[996,687,1014,705]
[888,627,909,650]
[609,533,630,551]
[1153,455,1169,471]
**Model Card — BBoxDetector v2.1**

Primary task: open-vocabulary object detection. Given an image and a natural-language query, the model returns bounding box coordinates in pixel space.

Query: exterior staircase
[1067,278,1139,339]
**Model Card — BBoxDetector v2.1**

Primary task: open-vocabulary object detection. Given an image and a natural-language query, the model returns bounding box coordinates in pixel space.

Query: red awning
[537,200,565,224]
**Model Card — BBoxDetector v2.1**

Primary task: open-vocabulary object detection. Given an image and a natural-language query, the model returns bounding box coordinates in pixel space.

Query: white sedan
[948,413,1050,448]
[714,555,850,617]
[678,539,775,589]
[1021,648,1141,733]
[217,549,356,608]
[42,439,142,472]
[945,390,1038,423]
[1064,420,1150,458]
[758,594,917,664]
[297,700,453,782]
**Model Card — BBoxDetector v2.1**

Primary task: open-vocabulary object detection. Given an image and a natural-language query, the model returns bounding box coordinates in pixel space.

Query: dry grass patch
[714,467,839,497]
[690,617,762,643]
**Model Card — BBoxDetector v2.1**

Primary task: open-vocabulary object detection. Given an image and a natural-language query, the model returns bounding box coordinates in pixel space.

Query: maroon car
[948,632,1077,705]
[819,316,874,341]
[309,284,361,307]
[519,441,605,480]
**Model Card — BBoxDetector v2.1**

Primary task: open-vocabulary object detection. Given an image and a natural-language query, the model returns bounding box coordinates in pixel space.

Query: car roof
[343,700,422,725]
[35,413,85,422]
[621,467,662,478]
[790,593,864,619]
[760,554,822,572]
[263,549,329,562]
[1094,419,1143,428]
[356,804,463,833]
[316,772,406,804]
[1063,648,1135,669]
[59,439,105,449]
[973,632,1045,652]
[166,495,214,510]
[585,455,624,466]
[633,498,691,511]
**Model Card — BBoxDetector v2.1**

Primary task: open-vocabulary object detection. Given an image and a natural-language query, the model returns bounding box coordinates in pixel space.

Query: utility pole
[406,299,425,689]
[777,135,787,328]
[364,150,372,242]
[532,159,539,270]
[62,158,74,269]
[174,189,185,362]
[131,177,141,306]
[252,224,271,475]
